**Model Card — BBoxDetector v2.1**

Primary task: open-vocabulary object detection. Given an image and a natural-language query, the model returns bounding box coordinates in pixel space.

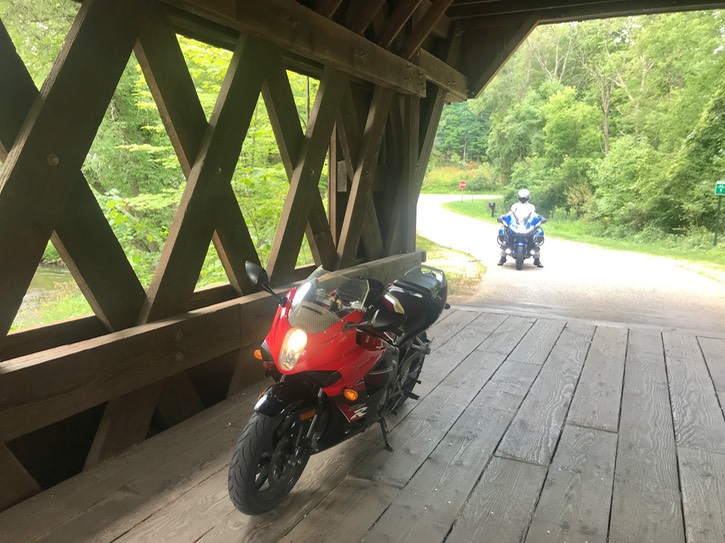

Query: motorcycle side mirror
[245,261,287,306]
[497,217,503,224]
[541,217,547,224]
[245,261,268,288]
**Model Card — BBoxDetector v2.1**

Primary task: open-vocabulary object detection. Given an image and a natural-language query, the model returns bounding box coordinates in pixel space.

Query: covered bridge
[1,1,724,541]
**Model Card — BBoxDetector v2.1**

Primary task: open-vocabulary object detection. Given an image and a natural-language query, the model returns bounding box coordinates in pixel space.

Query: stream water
[13,265,79,330]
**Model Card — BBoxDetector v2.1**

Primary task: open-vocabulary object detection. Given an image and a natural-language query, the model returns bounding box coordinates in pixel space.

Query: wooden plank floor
[1,308,724,543]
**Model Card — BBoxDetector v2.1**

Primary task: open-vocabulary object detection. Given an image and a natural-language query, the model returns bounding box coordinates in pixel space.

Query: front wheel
[228,412,310,515]
[514,245,525,270]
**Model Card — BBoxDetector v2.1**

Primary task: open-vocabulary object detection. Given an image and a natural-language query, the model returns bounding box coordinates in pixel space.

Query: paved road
[416,194,725,334]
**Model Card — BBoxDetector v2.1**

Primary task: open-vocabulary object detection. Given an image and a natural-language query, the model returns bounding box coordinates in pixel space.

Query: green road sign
[717,181,725,195]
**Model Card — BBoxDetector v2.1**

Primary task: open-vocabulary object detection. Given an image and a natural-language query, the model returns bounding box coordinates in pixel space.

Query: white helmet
[517,188,530,203]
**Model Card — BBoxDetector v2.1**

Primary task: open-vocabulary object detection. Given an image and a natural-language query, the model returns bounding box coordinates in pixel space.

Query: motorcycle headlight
[279,328,308,371]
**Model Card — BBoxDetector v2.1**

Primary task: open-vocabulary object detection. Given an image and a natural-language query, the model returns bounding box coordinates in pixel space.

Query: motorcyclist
[498,188,544,268]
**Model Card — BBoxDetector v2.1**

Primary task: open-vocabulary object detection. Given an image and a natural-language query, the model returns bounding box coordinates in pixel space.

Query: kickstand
[379,417,394,452]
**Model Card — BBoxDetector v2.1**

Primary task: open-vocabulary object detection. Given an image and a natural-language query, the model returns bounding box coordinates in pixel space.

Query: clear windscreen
[288,268,370,334]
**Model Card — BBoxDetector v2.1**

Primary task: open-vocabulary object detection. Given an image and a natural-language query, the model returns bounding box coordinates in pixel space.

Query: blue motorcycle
[497,212,546,270]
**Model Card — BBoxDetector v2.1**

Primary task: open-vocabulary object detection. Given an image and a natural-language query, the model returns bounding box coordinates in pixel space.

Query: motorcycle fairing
[253,376,319,417]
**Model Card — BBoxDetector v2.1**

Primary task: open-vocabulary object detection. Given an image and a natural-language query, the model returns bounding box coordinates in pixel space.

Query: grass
[417,234,485,297]
[444,198,725,268]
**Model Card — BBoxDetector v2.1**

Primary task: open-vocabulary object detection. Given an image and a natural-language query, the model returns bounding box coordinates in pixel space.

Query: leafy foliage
[429,10,725,242]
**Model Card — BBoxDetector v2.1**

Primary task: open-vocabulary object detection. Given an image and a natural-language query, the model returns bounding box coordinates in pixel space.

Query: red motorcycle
[228,262,448,514]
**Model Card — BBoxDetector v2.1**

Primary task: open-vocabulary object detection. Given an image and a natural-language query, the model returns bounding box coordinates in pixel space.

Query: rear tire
[398,332,428,407]
[228,412,309,515]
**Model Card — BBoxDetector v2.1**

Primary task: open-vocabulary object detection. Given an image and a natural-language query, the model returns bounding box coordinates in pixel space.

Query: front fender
[254,378,318,417]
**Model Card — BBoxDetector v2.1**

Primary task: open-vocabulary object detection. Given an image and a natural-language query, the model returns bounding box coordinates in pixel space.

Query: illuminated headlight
[279,328,307,370]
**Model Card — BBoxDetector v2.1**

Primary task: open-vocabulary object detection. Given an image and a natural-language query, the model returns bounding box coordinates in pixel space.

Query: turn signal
[343,388,359,401]
[254,349,263,360]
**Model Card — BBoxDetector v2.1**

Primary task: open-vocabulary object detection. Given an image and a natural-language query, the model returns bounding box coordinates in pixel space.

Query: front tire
[514,245,525,270]
[228,412,310,515]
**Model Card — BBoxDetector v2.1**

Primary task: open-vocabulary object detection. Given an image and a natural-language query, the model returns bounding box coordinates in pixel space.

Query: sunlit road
[416,194,725,334]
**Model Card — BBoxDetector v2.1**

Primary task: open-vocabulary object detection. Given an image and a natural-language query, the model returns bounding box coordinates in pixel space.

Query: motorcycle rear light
[343,388,359,401]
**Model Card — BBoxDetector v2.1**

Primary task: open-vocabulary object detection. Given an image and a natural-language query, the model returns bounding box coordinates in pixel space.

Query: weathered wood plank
[525,424,617,543]
[0,0,150,335]
[267,68,347,283]
[609,328,684,543]
[496,322,594,465]
[678,447,725,543]
[365,360,541,542]
[506,317,565,365]
[142,34,269,322]
[447,457,547,543]
[664,330,725,454]
[414,312,507,397]
[278,477,398,543]
[568,325,628,432]
[425,308,479,349]
[475,315,534,355]
[698,336,725,392]
[351,316,533,488]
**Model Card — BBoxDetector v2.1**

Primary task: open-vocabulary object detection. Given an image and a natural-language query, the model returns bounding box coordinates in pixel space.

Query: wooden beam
[0,24,146,332]
[83,384,162,469]
[0,0,150,335]
[385,94,420,254]
[467,14,538,97]
[314,0,343,18]
[267,68,347,283]
[0,302,243,443]
[417,49,468,101]
[335,85,385,261]
[400,0,456,59]
[136,5,259,296]
[379,0,425,49]
[261,48,337,269]
[337,86,393,267]
[350,0,386,35]
[165,0,427,96]
[0,444,41,511]
[141,34,269,322]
